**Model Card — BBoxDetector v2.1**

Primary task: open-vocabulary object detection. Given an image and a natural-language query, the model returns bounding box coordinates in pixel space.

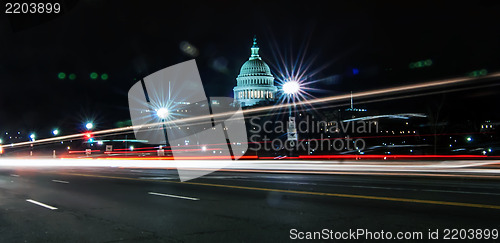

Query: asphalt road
[1,166,500,242]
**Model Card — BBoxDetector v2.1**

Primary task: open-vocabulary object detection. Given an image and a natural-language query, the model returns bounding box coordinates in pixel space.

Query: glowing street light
[466,137,472,142]
[85,122,94,130]
[155,106,171,148]
[282,80,300,95]
[281,80,301,150]
[52,129,60,136]
[156,107,169,119]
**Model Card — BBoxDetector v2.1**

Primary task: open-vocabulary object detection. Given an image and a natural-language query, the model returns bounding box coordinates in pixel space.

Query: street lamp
[282,80,300,95]
[52,129,59,136]
[156,107,169,119]
[281,80,301,150]
[155,107,171,150]
[85,122,93,130]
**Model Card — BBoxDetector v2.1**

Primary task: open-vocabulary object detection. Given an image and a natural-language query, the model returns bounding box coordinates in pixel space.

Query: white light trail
[0,159,499,175]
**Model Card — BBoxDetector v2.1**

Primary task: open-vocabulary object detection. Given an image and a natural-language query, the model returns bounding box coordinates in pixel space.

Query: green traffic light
[69,73,76,80]
[90,72,98,79]
[469,69,488,77]
[409,59,432,69]
[101,73,109,80]
[58,72,66,79]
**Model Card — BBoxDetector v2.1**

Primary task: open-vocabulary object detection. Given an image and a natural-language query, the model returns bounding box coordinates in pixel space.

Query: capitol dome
[238,59,273,77]
[233,37,277,107]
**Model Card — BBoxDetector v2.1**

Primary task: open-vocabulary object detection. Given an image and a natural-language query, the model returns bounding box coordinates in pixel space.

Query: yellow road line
[59,172,500,210]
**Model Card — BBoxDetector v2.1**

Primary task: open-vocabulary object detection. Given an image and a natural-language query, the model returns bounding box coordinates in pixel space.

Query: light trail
[68,150,101,154]
[2,72,499,150]
[246,72,500,115]
[229,81,500,120]
[1,158,499,175]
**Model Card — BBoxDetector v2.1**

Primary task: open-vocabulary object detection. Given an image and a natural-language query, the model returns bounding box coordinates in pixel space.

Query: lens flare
[156,108,169,119]
[282,80,300,95]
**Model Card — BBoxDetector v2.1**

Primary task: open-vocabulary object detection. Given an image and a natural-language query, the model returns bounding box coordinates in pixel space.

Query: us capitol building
[233,37,277,107]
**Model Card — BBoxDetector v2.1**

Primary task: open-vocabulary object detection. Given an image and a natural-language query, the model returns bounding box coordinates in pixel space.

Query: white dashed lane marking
[148,192,199,201]
[26,199,58,210]
[52,179,69,184]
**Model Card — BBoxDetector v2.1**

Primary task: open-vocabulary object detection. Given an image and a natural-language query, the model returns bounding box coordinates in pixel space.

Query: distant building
[480,120,496,132]
[233,37,277,107]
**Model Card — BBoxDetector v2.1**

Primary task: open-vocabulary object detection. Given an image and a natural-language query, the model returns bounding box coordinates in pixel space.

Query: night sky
[1,0,500,136]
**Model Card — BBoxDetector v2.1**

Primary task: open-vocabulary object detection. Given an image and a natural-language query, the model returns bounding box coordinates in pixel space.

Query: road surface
[1,166,500,242]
